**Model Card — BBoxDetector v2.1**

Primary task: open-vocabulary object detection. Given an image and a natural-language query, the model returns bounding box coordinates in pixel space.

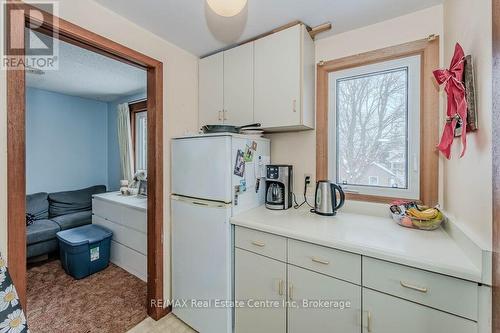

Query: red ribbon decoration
[433,43,467,159]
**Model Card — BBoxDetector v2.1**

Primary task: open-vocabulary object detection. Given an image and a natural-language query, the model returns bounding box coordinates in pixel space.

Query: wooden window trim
[316,38,439,205]
[129,99,147,160]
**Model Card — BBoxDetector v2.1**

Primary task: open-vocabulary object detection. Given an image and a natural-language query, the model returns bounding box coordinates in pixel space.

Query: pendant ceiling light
[206,0,247,17]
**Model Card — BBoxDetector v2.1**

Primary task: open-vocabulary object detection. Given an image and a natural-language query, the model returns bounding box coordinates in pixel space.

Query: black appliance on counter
[265,165,293,210]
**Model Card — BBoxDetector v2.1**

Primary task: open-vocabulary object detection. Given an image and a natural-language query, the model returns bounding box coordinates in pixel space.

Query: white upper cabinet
[198,23,314,131]
[254,24,315,131]
[199,43,254,127]
[199,52,224,126]
[224,42,254,126]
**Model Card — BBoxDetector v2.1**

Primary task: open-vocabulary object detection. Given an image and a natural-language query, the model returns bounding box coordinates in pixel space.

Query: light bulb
[206,0,247,17]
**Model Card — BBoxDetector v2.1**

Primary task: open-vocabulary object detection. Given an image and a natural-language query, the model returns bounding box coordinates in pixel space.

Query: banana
[407,207,439,220]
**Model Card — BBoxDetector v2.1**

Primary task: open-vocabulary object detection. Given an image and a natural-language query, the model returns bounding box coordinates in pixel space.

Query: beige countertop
[231,205,481,282]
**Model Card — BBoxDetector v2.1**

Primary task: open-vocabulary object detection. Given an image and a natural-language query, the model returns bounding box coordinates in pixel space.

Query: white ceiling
[26,31,147,102]
[95,0,443,57]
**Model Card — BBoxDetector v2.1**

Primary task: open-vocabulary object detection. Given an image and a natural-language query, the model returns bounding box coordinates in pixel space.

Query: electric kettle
[312,180,345,216]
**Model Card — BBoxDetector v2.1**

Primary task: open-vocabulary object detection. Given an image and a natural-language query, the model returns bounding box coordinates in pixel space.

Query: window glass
[336,68,408,189]
[135,111,147,171]
[328,55,420,199]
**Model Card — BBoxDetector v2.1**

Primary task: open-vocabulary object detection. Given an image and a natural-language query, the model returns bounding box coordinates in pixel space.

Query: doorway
[5,2,166,322]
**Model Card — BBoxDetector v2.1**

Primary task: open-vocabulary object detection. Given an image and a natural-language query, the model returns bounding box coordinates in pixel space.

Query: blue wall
[26,88,114,194]
[107,92,146,191]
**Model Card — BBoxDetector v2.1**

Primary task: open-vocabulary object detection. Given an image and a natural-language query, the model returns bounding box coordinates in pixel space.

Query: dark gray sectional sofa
[26,185,106,258]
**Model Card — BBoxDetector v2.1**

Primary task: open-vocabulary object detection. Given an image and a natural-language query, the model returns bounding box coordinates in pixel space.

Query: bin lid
[56,224,113,246]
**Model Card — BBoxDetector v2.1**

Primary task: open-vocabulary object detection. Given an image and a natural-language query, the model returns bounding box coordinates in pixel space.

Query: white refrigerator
[171,134,270,333]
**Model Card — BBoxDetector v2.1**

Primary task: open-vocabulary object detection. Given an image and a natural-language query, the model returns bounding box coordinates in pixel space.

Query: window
[316,39,439,204]
[329,56,420,199]
[129,100,147,172]
[368,176,379,186]
[135,111,147,171]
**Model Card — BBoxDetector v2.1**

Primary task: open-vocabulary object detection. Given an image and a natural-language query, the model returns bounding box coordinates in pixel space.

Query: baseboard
[26,253,49,264]
[148,305,171,321]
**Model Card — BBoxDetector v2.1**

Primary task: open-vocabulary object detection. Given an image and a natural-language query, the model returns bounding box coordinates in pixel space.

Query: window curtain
[117,103,134,182]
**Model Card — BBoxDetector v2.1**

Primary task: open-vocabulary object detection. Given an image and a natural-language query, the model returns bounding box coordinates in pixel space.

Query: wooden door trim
[6,2,167,320]
[316,38,439,205]
[493,1,500,331]
[6,0,27,311]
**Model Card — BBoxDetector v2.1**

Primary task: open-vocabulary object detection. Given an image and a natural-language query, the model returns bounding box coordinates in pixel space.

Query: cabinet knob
[218,110,223,121]
[288,283,293,300]
[251,240,265,247]
[400,281,428,293]
[278,279,284,296]
[292,99,297,112]
[311,257,330,265]
[223,109,228,121]
[367,311,372,332]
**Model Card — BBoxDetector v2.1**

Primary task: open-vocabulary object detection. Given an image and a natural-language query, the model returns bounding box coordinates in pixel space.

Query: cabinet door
[288,265,361,333]
[235,248,286,333]
[199,52,223,126]
[223,42,254,126]
[254,25,301,128]
[362,288,477,333]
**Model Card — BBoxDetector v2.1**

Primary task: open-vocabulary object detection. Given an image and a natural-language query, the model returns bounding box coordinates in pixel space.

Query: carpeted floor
[27,260,147,333]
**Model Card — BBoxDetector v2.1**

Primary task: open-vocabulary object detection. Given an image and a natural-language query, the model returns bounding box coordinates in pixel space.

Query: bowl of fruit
[390,201,445,231]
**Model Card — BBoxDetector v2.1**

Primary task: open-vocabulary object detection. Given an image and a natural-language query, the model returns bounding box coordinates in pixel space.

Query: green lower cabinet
[362,288,477,333]
[287,265,362,333]
[234,248,287,333]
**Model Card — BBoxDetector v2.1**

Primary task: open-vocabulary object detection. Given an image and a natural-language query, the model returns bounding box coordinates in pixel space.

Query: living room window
[129,100,147,172]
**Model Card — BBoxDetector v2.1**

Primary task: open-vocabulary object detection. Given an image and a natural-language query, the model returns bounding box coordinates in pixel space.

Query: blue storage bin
[56,224,113,279]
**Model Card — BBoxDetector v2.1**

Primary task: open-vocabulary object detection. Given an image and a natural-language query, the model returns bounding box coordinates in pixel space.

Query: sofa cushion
[26,192,49,220]
[51,211,92,230]
[26,219,60,245]
[27,238,58,258]
[48,185,106,218]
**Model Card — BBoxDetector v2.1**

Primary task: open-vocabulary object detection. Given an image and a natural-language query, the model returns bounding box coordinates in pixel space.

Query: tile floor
[128,313,197,333]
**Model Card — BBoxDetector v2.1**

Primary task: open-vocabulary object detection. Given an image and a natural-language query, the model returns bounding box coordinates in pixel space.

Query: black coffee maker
[265,165,293,210]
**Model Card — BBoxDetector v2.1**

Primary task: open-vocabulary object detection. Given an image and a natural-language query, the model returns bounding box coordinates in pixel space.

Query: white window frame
[328,55,421,199]
[135,111,147,172]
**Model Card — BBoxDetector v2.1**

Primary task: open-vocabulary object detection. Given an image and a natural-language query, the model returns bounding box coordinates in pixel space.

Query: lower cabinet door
[362,288,477,333]
[235,248,286,333]
[288,265,362,333]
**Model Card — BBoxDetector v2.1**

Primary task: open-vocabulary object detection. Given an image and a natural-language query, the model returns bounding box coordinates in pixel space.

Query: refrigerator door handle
[171,195,231,208]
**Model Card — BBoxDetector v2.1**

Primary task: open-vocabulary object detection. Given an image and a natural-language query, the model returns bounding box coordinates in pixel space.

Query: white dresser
[92,192,147,281]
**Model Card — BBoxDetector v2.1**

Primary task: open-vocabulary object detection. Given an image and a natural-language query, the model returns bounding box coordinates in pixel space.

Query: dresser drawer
[363,257,478,321]
[288,239,361,285]
[92,198,147,233]
[235,226,287,262]
[92,215,147,255]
